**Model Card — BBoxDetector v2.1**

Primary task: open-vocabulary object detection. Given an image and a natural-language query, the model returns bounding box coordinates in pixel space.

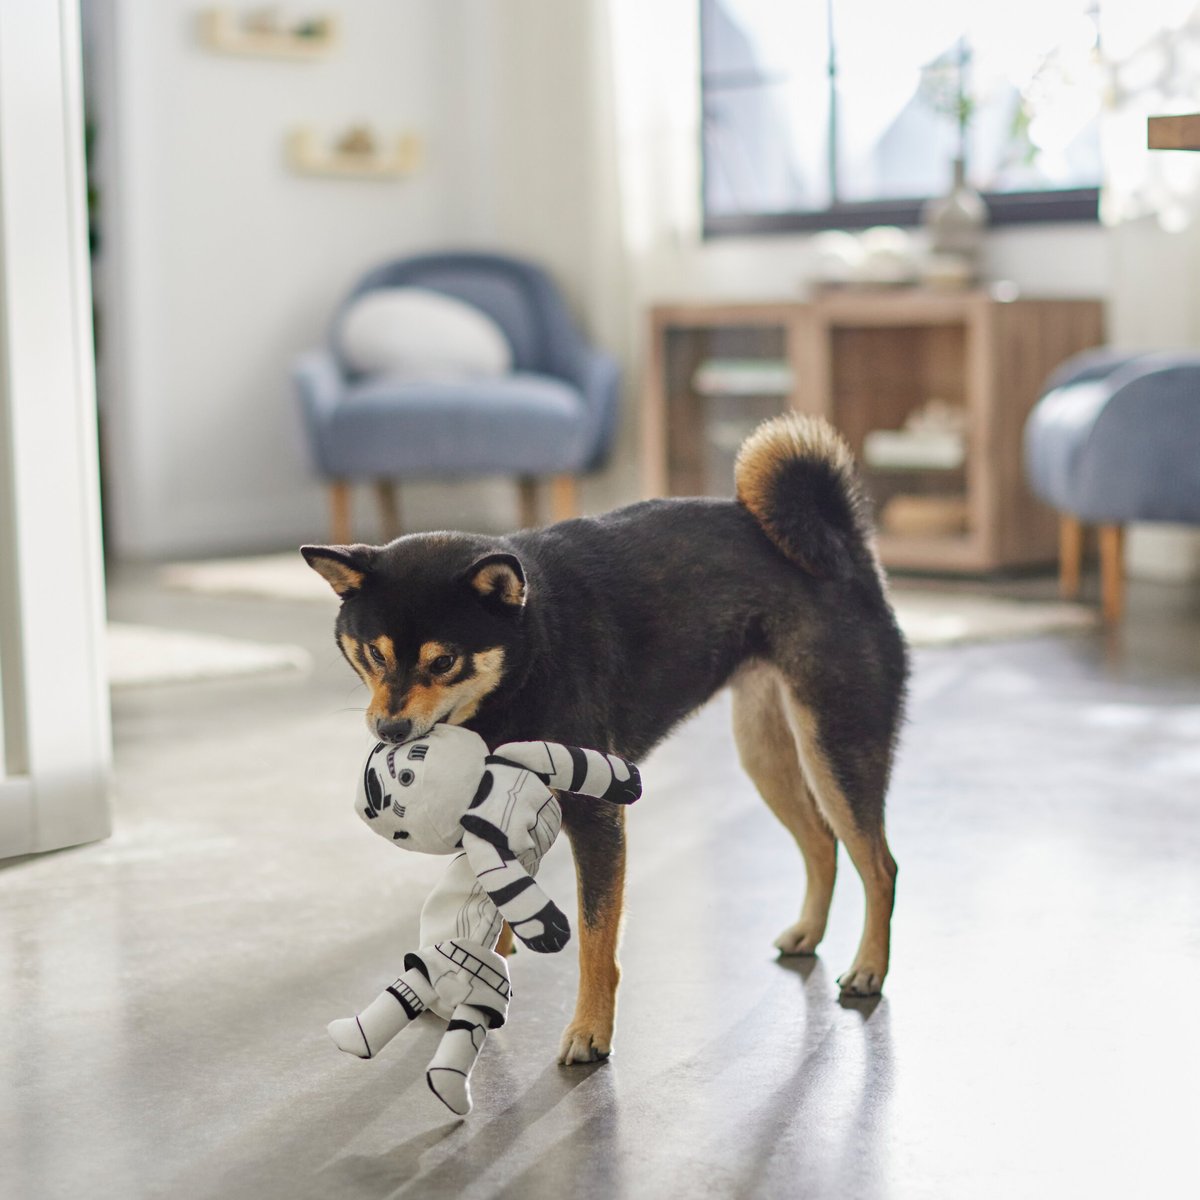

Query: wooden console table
[644,290,1105,573]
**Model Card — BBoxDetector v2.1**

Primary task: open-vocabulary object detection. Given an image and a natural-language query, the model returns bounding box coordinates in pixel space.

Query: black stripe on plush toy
[567,745,589,792]
[474,1003,506,1029]
[403,953,431,982]
[460,814,517,860]
[386,983,423,1020]
[485,754,551,783]
[488,876,536,906]
[468,772,493,809]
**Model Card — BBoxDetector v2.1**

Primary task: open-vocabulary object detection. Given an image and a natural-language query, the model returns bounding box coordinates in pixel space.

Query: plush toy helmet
[359,724,491,853]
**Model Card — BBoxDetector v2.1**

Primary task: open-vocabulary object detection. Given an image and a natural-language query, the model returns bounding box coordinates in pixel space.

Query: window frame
[698,4,1102,239]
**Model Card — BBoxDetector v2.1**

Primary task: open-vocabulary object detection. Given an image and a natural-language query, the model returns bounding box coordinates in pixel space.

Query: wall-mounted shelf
[286,128,422,180]
[199,8,338,61]
[1148,114,1200,151]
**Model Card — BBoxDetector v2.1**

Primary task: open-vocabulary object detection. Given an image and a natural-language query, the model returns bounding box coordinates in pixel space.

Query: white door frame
[0,0,112,856]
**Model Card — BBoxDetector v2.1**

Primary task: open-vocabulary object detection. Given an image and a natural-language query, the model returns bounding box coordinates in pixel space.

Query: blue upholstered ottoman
[1024,349,1200,620]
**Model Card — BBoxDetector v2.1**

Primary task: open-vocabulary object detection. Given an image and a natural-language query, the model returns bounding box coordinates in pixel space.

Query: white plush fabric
[336,287,513,380]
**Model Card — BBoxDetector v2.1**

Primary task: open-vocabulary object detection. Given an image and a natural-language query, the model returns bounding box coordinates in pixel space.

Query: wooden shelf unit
[644,291,1105,573]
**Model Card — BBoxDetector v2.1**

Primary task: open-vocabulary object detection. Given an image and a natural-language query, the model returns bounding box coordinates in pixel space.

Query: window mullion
[826,0,838,206]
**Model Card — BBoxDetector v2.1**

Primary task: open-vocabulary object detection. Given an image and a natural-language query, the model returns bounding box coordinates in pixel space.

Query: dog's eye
[429,654,456,676]
[368,645,386,666]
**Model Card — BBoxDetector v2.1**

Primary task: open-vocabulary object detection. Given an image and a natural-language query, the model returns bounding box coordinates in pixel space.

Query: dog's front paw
[837,962,887,997]
[773,920,824,956]
[557,1018,613,1066]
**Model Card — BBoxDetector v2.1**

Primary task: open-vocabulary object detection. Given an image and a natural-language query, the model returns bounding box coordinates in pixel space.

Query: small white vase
[921,158,988,280]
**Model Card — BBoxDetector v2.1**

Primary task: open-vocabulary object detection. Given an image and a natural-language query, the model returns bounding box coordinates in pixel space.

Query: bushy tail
[735,414,876,579]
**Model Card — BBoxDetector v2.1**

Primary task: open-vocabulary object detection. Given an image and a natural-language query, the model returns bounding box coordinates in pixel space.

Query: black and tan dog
[303,414,908,1065]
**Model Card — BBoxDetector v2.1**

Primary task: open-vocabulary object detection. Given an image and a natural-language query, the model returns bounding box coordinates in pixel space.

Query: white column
[0,0,112,856]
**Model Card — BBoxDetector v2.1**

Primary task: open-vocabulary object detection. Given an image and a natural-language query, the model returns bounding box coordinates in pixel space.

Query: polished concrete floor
[4,567,1200,1199]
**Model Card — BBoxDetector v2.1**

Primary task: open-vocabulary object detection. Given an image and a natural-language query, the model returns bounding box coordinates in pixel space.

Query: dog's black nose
[377,717,413,743]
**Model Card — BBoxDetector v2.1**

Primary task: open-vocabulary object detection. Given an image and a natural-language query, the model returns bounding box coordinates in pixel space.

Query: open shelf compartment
[827,320,976,552]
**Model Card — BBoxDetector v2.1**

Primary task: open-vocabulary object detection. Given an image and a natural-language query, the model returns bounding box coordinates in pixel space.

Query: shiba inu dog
[303,414,908,1065]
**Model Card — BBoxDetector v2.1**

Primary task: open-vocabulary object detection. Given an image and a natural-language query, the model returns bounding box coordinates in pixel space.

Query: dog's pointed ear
[301,544,376,598]
[464,552,526,610]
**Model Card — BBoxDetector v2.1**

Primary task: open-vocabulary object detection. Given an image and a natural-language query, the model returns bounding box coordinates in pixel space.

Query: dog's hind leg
[558,799,626,1065]
[779,690,898,997]
[732,666,838,956]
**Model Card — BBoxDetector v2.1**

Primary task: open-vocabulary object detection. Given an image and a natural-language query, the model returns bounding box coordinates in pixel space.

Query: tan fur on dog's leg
[733,667,837,955]
[558,805,625,1065]
[782,696,897,996]
[494,922,515,958]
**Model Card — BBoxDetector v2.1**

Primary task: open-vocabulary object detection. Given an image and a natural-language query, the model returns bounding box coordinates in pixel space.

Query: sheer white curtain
[1101,0,1200,230]
[603,0,702,266]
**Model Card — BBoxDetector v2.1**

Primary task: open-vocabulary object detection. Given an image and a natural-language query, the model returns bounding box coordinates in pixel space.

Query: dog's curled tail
[735,413,876,580]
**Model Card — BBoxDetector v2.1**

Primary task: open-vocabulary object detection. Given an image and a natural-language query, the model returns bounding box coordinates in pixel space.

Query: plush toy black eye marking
[399,769,415,786]
[364,766,390,819]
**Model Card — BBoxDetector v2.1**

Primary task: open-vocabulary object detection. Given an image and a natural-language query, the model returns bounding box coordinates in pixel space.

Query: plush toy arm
[490,741,642,805]
[460,820,571,953]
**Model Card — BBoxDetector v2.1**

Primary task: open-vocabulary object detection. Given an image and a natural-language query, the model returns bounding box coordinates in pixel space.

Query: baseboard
[106,478,531,561]
[1127,523,1200,584]
[0,776,33,859]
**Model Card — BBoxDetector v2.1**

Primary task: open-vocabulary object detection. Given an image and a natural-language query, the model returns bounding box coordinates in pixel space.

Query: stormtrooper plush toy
[327,723,641,1115]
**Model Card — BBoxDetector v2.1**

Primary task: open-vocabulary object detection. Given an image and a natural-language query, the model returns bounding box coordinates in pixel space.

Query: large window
[701,0,1104,233]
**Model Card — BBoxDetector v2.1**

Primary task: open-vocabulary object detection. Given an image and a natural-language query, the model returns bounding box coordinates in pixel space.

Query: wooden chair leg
[1059,514,1083,600]
[330,481,352,544]
[1098,523,1125,623]
[517,478,539,529]
[549,474,579,523]
[374,481,401,541]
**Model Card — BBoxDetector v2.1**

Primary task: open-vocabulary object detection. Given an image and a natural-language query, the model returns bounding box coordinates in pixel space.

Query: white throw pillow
[337,287,513,380]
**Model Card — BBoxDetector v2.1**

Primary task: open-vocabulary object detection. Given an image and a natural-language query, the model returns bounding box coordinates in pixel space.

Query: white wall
[457,0,639,515]
[93,0,529,558]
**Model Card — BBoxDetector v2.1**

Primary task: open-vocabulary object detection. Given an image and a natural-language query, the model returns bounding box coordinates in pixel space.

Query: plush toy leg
[426,1003,490,1116]
[327,971,427,1059]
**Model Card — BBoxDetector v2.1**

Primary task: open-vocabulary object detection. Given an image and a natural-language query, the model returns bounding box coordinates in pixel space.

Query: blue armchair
[1024,349,1200,621]
[293,251,620,541]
